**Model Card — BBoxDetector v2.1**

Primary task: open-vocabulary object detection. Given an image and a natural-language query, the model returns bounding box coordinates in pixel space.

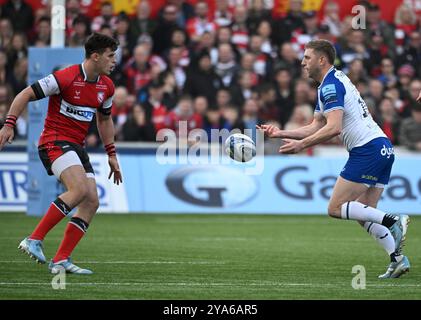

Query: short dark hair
[84,32,119,59]
[305,39,336,65]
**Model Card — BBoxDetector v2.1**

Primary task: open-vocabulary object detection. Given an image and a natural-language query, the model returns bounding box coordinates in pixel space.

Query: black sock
[70,217,89,233]
[390,251,401,262]
[382,214,398,228]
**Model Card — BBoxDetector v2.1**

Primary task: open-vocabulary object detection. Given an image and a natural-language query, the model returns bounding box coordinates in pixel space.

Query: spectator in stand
[230,5,249,54]
[291,10,319,60]
[316,24,336,44]
[242,98,262,141]
[123,43,152,95]
[246,0,272,34]
[274,68,295,127]
[1,0,34,34]
[210,26,240,65]
[142,80,168,134]
[9,56,27,96]
[377,57,398,89]
[399,103,421,151]
[214,0,233,28]
[31,16,50,47]
[337,29,368,74]
[256,20,274,56]
[166,46,186,91]
[393,3,418,56]
[284,104,313,131]
[160,70,179,110]
[273,42,302,79]
[214,43,240,88]
[366,79,384,110]
[248,34,272,78]
[364,30,390,78]
[184,50,223,105]
[65,0,84,38]
[272,0,305,46]
[152,4,180,55]
[111,86,132,140]
[169,28,190,68]
[0,50,12,86]
[159,0,195,29]
[186,1,217,44]
[377,97,401,145]
[347,58,368,85]
[321,0,341,37]
[230,70,255,109]
[6,32,27,67]
[193,96,208,117]
[239,52,260,86]
[68,15,91,48]
[166,94,203,136]
[91,1,117,33]
[222,104,244,132]
[293,78,313,106]
[397,64,416,111]
[114,12,131,66]
[215,88,232,110]
[129,1,156,51]
[363,2,395,56]
[257,82,279,123]
[396,31,421,78]
[121,103,155,142]
[0,17,14,49]
[203,107,224,142]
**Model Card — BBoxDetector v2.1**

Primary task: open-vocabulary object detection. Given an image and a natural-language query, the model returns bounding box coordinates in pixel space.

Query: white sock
[362,222,395,255]
[341,201,395,225]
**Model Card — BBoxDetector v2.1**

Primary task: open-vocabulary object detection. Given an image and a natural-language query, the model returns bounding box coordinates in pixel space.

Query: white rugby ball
[225,133,256,162]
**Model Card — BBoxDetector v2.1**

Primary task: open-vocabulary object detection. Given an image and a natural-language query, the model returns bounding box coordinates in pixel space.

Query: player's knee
[327,202,341,218]
[70,182,89,203]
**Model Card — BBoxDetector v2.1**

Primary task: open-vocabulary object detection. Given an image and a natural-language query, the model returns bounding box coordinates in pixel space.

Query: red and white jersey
[32,64,115,146]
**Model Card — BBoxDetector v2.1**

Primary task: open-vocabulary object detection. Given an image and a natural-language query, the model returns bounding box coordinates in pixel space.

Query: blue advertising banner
[27,47,84,216]
[2,153,421,215]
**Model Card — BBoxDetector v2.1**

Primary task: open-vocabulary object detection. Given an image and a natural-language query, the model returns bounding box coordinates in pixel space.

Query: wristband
[4,115,17,129]
[104,143,116,157]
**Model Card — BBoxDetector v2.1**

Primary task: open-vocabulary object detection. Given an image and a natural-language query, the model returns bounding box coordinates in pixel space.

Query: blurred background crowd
[0,0,420,153]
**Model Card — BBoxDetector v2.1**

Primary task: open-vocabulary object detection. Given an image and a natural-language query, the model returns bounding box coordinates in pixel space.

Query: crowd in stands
[0,0,420,153]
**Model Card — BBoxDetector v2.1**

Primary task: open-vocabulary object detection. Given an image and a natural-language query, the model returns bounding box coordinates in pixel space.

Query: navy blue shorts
[340,137,394,186]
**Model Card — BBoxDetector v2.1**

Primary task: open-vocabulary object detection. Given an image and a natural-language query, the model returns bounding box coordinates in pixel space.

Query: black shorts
[38,140,94,176]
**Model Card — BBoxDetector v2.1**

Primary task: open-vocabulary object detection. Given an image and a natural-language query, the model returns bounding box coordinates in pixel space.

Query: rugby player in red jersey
[0,33,123,274]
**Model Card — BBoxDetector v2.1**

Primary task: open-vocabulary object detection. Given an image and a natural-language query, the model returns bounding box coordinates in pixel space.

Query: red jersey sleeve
[98,76,115,116]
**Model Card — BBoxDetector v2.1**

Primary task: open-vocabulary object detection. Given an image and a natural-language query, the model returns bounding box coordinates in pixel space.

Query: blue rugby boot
[391,215,410,254]
[378,255,410,279]
[49,258,93,275]
[18,237,46,264]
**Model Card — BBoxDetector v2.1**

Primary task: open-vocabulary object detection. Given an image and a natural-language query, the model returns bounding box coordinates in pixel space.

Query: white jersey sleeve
[31,74,60,99]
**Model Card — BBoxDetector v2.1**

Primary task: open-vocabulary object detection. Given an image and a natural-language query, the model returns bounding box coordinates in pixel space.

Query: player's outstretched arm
[96,112,123,185]
[0,86,36,150]
[279,110,342,154]
[256,112,326,140]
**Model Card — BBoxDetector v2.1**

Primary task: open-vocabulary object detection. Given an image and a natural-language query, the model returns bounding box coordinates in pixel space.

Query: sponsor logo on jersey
[380,145,394,159]
[60,100,95,122]
[97,92,105,103]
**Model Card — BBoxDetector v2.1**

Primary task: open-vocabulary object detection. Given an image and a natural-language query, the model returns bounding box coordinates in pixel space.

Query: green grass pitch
[0,212,420,299]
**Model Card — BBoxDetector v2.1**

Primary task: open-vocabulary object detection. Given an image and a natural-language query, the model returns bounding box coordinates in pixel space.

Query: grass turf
[0,212,419,300]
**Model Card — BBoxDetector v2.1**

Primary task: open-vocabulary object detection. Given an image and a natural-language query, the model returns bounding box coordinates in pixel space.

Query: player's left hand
[108,156,123,185]
[279,139,304,154]
[417,90,421,103]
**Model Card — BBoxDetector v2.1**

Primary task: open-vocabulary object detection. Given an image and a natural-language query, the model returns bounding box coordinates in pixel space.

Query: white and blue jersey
[316,66,394,186]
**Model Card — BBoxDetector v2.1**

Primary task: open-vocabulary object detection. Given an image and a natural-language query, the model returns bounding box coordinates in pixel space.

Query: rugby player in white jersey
[258,40,410,278]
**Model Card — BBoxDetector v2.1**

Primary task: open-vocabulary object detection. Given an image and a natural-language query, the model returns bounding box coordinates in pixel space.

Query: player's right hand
[417,90,421,103]
[0,126,15,150]
[256,124,283,138]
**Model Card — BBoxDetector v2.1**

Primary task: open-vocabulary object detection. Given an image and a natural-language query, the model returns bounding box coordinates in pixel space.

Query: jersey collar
[80,63,100,83]
[318,66,335,89]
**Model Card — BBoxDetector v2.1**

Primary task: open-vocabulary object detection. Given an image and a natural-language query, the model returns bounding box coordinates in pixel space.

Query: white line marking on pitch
[1,282,421,288]
[0,260,225,265]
